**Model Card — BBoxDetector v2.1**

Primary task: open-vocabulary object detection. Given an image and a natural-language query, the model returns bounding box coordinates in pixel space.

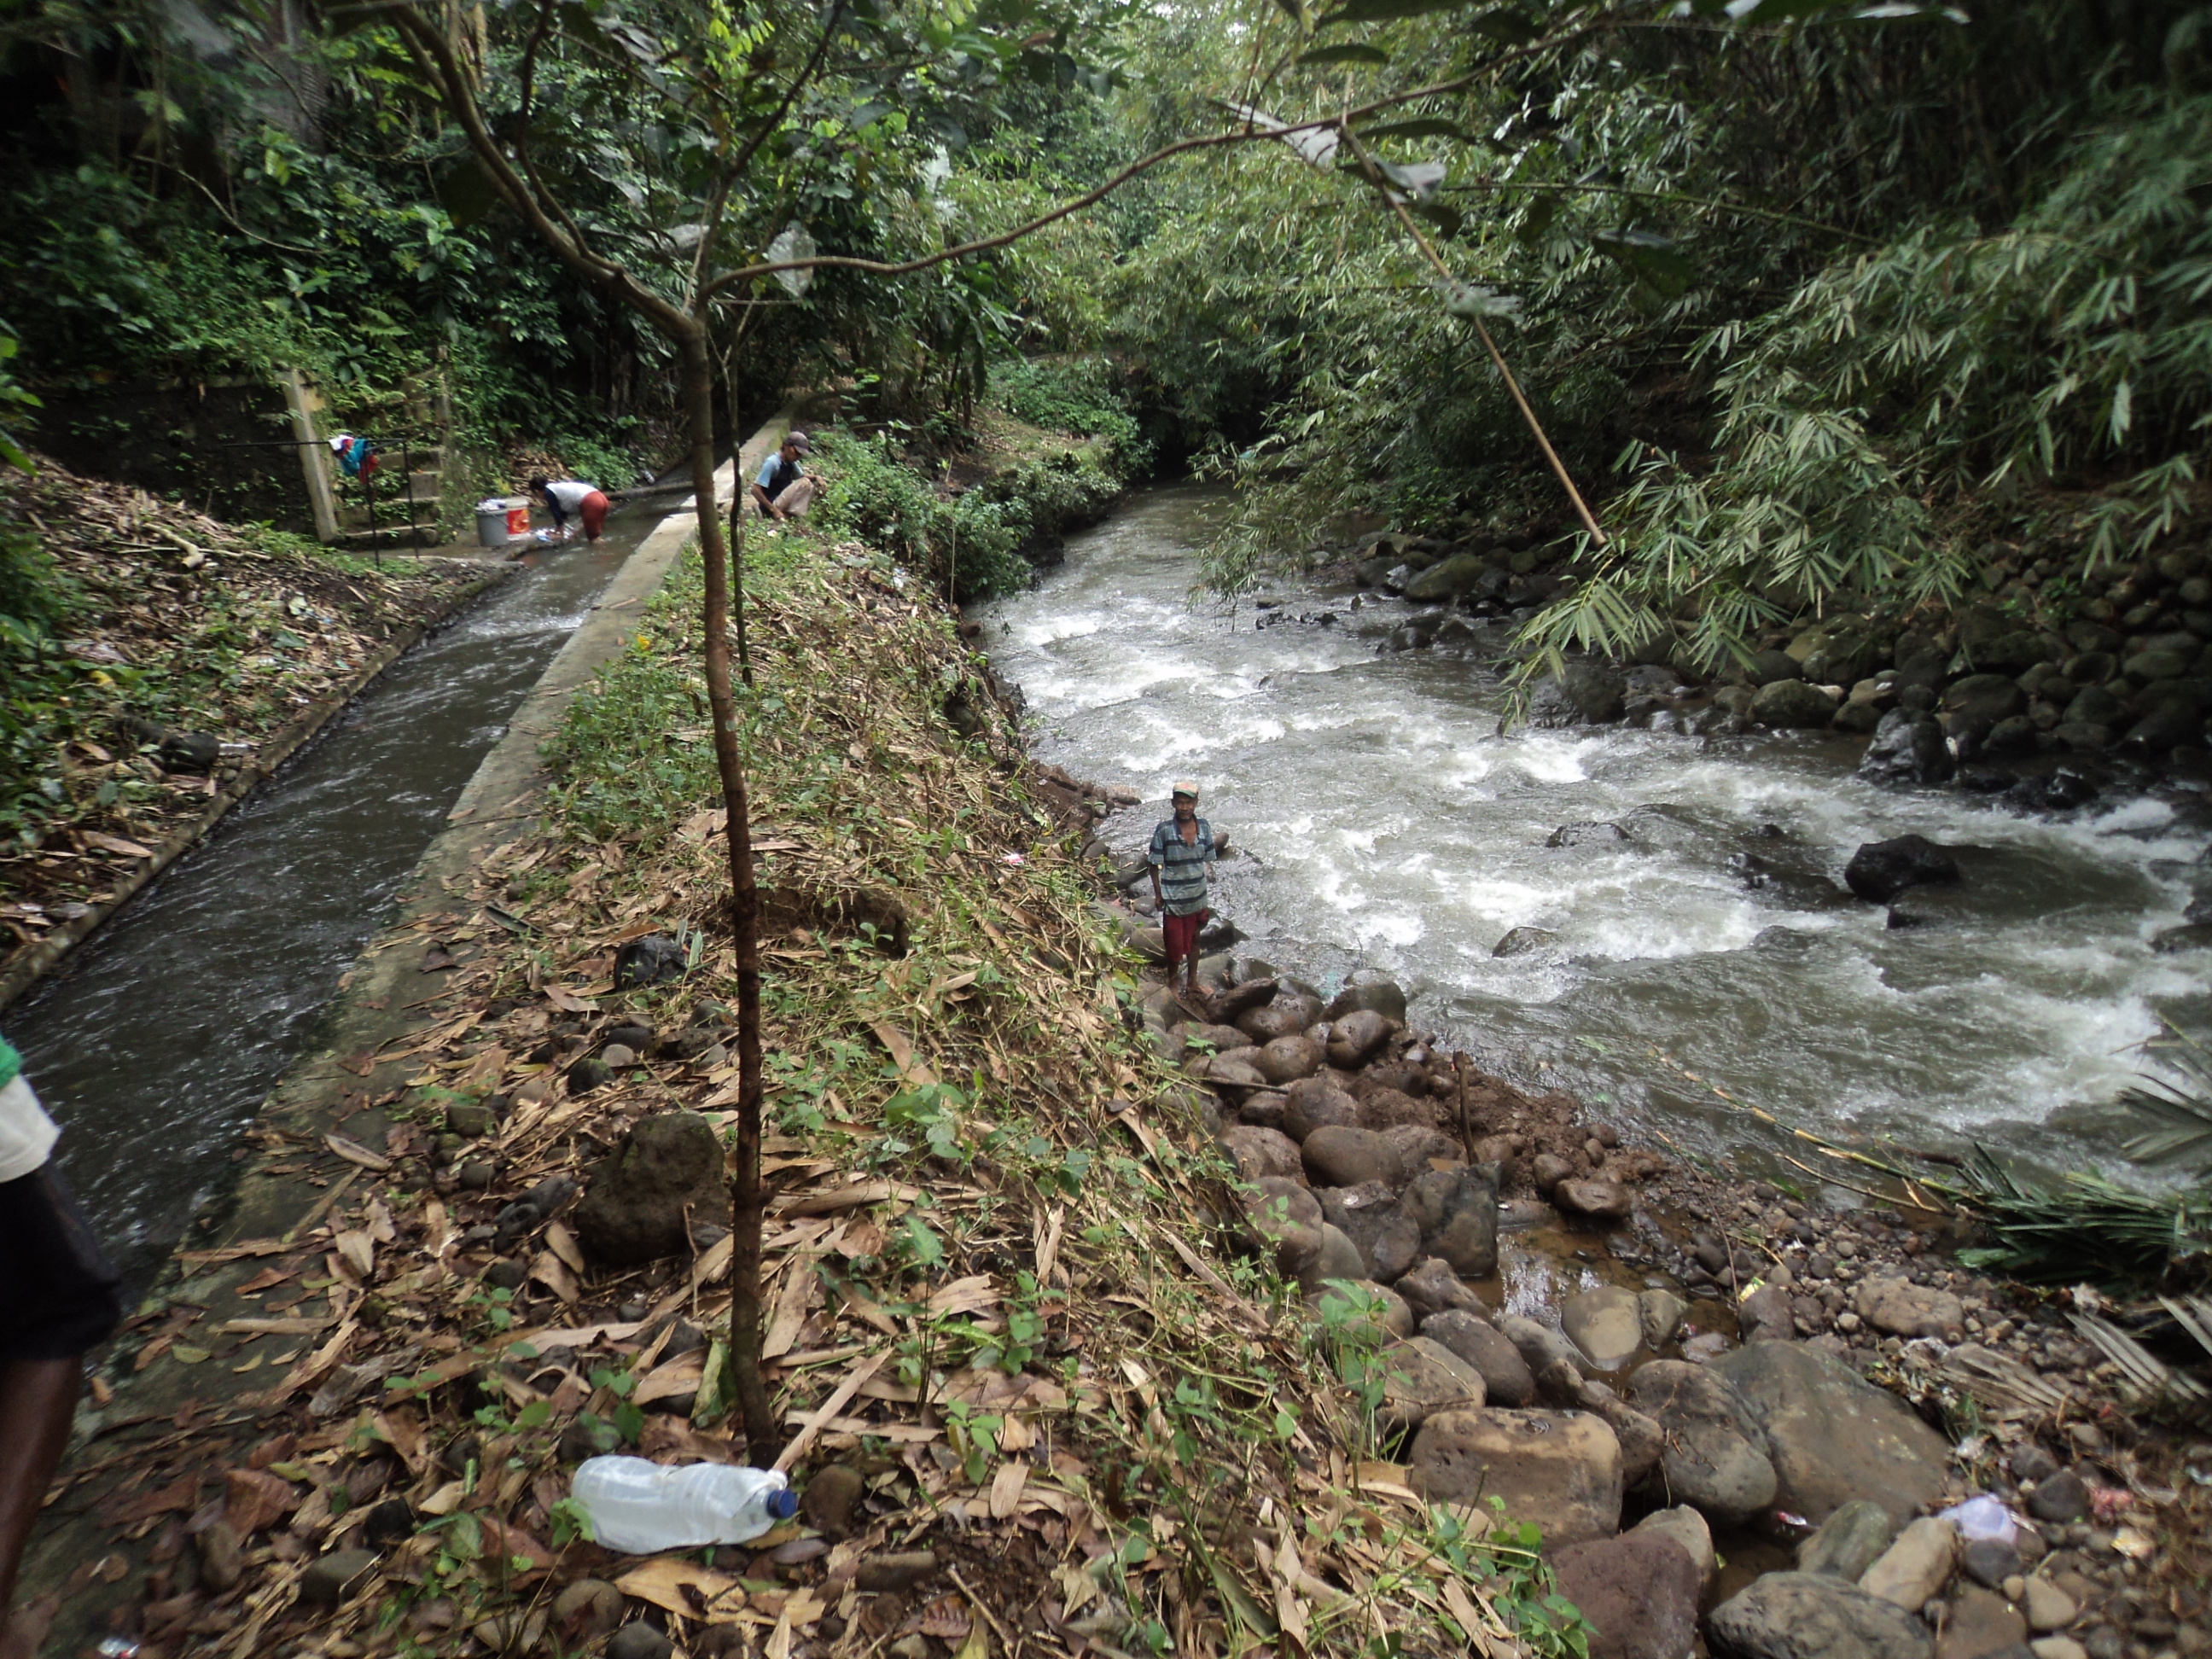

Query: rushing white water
[983,485,2212,1181]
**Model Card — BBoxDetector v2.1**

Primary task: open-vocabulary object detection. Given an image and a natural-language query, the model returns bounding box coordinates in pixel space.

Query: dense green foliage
[812,420,1130,602]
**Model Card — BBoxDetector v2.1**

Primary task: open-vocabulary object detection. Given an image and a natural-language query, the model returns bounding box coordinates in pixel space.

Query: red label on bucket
[507,506,531,536]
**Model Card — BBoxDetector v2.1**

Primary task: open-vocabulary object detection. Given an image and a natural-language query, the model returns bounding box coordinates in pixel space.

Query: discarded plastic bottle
[570,1457,797,1552]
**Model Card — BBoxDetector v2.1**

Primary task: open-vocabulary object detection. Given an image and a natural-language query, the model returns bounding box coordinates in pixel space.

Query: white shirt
[544,480,599,513]
[0,1074,59,1184]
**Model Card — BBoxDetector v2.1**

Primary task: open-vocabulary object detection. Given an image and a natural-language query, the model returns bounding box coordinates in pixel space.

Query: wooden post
[278,367,340,543]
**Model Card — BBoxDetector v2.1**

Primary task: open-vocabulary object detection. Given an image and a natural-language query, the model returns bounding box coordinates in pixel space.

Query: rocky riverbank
[1341,530,2212,812]
[20,501,2207,1659]
[1074,886,2210,1659]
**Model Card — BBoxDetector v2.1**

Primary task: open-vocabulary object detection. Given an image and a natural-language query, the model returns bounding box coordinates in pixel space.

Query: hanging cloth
[328,434,379,479]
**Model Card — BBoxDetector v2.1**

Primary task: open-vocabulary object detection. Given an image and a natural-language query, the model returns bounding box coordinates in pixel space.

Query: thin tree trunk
[683,330,772,1460]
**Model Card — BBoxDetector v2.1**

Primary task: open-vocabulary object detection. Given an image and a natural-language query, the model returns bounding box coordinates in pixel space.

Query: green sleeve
[0,1035,19,1091]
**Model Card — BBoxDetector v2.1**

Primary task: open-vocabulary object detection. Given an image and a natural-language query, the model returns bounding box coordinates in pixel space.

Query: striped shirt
[1148,817,1217,917]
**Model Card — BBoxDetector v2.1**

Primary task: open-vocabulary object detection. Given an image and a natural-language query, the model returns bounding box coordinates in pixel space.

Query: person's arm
[1147,825,1165,910]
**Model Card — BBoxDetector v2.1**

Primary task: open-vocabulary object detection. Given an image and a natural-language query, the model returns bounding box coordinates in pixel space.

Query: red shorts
[580,489,611,539]
[1162,908,1208,964]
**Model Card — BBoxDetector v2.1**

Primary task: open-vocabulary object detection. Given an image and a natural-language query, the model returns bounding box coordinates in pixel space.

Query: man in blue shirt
[749,430,817,521]
[1148,781,1230,1000]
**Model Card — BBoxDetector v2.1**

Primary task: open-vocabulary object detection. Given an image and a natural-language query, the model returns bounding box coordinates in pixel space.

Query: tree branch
[701,34,1598,297]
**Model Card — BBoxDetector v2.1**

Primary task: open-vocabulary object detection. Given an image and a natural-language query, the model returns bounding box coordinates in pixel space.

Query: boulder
[1421,1310,1537,1406]
[1633,1505,1715,1587]
[1404,551,1493,602]
[1959,1536,2021,1590]
[1382,1123,1462,1175]
[1639,1289,1689,1349]
[1399,1166,1499,1278]
[1283,1078,1361,1142]
[1254,1034,1325,1086]
[1499,1313,1585,1380]
[2022,1578,2077,1634]
[573,1113,731,1265]
[2027,1470,2087,1525]
[1755,679,1840,729]
[1529,662,1628,726]
[1317,1185,1422,1282]
[2121,696,2202,755]
[1493,925,1563,958]
[1555,1179,1633,1221]
[1860,709,1957,788]
[1844,835,1963,905]
[1551,1532,1703,1659]
[1859,1516,1957,1612]
[1408,1408,1624,1545]
[614,934,690,990]
[1311,1278,1415,1340]
[1548,820,1632,848]
[1798,1499,1896,1581]
[1708,1341,1950,1524]
[1624,1359,1778,1528]
[1578,1383,1665,1484]
[1214,976,1279,1021]
[1708,1572,1935,1659]
[1378,1337,1489,1432]
[1292,1223,1369,1293]
[1238,1090,1289,1132]
[1326,1009,1395,1069]
[1749,649,1806,685]
[1240,1178,1322,1272]
[1854,1276,1965,1342]
[1325,981,1409,1023]
[1397,1257,1483,1321]
[1562,1286,1644,1371]
[1941,675,2029,746]
[1237,1001,1313,1044]
[1302,1126,1401,1189]
[1940,1587,2029,1659]
[1221,1125,1307,1185]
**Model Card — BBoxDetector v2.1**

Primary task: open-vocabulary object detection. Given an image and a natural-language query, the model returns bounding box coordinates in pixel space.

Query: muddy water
[9,520,658,1287]
[983,485,2212,1185]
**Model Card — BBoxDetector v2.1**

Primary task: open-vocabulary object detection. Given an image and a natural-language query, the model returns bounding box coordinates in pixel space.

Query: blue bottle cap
[768,1487,798,1518]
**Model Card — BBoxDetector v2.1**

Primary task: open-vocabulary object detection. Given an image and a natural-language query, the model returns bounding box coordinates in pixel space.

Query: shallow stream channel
[983,484,2212,1186]
[9,514,661,1288]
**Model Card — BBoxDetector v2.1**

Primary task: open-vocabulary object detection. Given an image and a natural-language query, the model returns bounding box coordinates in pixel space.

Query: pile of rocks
[1130,956,2201,1659]
[1346,533,2212,782]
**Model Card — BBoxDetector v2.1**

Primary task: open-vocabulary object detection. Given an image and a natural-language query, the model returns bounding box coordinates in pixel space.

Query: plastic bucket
[475,497,529,548]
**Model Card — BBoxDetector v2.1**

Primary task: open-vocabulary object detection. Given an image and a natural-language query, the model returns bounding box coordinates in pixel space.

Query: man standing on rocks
[1148,782,1228,1004]
[0,1033,121,1659]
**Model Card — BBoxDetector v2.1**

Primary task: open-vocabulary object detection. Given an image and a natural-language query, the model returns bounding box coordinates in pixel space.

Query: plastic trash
[570,1457,795,1552]
[1939,1493,2018,1543]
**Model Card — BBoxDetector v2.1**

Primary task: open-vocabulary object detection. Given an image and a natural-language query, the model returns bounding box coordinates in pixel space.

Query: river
[7,520,655,1288]
[982,484,2212,1184]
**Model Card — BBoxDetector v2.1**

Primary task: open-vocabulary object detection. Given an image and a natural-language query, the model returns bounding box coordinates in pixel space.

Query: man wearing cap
[750,430,818,521]
[1148,782,1229,1001]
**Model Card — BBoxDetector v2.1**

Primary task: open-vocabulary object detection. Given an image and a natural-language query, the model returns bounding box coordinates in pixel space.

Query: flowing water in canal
[984,484,2212,1185]
[9,518,657,1287]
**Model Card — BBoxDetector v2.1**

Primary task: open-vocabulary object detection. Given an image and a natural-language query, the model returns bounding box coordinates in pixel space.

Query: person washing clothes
[0,1034,121,1659]
[748,431,818,521]
[529,475,611,542]
[1148,781,1230,1005]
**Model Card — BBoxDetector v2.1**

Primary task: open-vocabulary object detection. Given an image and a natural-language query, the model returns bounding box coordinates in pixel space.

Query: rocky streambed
[1107,952,2207,1659]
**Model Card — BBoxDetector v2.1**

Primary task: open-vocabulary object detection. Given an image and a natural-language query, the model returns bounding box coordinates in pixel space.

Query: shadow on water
[9,511,662,1291]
